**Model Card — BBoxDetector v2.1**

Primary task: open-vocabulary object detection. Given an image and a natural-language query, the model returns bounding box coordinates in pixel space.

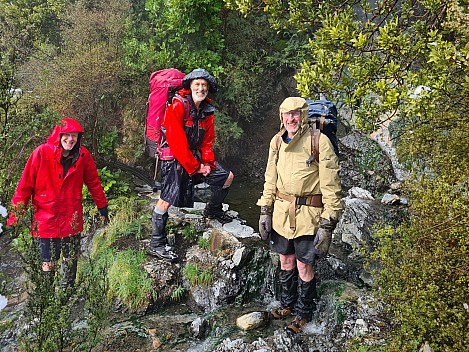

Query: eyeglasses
[282,111,301,118]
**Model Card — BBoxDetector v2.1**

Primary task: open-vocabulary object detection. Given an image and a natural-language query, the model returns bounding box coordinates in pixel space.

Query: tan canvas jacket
[257,110,342,239]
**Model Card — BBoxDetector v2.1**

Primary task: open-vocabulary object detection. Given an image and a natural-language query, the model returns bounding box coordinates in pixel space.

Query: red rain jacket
[163,89,216,176]
[7,118,107,238]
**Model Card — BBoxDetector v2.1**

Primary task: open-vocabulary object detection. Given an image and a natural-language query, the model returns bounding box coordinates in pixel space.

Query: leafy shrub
[83,167,131,201]
[183,263,200,287]
[367,178,469,351]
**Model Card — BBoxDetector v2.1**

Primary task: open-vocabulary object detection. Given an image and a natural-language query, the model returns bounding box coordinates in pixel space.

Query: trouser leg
[60,235,80,288]
[60,256,78,288]
[39,238,61,272]
[204,187,232,224]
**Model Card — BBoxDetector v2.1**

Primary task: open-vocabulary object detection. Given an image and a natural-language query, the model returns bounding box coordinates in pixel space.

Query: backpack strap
[306,123,321,167]
[172,94,190,122]
[275,135,282,165]
[319,114,326,130]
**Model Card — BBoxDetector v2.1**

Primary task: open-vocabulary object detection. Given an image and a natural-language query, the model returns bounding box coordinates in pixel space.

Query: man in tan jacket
[257,97,342,335]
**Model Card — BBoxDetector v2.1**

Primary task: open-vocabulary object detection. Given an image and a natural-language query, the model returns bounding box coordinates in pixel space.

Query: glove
[98,206,109,223]
[258,206,273,241]
[312,218,337,257]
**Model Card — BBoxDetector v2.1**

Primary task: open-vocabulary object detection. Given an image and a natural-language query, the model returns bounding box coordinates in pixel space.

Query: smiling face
[190,78,209,105]
[61,132,79,152]
[282,110,302,138]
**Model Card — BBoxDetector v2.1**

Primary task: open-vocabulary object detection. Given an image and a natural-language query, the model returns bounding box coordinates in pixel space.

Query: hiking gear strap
[276,191,323,231]
[306,122,321,167]
[275,135,282,165]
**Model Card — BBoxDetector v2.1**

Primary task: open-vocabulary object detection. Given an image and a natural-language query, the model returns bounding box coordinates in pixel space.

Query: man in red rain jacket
[149,69,234,261]
[7,118,108,287]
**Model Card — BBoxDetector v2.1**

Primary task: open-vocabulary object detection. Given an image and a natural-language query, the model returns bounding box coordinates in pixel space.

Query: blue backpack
[306,99,339,158]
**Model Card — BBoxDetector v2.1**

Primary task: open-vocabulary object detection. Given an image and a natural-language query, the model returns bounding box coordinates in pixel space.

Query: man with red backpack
[149,69,234,261]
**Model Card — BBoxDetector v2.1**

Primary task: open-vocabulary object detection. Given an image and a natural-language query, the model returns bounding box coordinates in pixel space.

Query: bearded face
[190,78,209,104]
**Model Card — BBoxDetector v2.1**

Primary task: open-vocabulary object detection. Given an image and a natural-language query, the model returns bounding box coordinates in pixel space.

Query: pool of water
[225,176,264,228]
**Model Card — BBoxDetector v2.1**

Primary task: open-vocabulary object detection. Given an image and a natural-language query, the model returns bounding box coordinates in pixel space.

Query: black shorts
[160,160,230,207]
[269,230,318,265]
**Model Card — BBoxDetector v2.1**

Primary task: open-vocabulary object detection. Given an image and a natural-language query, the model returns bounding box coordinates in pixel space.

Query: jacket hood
[47,118,85,147]
[279,97,309,128]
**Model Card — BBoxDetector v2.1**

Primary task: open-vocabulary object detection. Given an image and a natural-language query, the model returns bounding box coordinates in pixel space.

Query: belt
[276,191,323,231]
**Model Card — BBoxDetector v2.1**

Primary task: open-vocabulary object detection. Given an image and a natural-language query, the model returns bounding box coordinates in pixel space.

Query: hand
[312,218,337,257]
[312,227,332,257]
[98,206,109,224]
[197,163,211,177]
[259,215,271,240]
[259,206,273,241]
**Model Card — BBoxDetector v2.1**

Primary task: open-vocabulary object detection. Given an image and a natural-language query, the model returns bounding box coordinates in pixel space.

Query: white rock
[348,187,374,200]
[236,311,269,330]
[381,193,400,205]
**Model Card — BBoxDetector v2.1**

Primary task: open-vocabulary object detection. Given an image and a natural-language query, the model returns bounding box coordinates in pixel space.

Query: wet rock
[337,197,376,250]
[189,317,209,339]
[339,131,398,193]
[353,318,369,336]
[232,247,248,267]
[358,269,374,287]
[348,187,374,200]
[389,181,402,191]
[210,230,241,255]
[419,342,433,352]
[0,295,8,311]
[236,311,269,330]
[143,259,180,305]
[381,193,400,205]
[223,219,255,238]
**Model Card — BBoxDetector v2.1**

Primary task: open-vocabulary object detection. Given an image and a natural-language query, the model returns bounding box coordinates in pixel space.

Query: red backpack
[145,68,190,160]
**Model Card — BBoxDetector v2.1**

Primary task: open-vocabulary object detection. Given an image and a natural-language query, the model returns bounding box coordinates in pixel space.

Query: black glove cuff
[98,206,109,218]
[319,217,337,231]
[260,206,273,215]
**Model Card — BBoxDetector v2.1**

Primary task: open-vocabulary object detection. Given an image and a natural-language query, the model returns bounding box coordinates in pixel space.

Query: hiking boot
[285,316,309,336]
[203,209,233,224]
[271,306,293,320]
[148,246,178,262]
